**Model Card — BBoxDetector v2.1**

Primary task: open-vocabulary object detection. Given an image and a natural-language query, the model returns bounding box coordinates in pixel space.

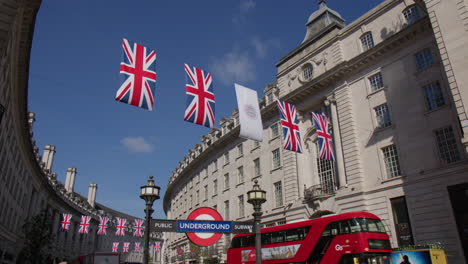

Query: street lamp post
[247,180,266,264]
[140,176,160,264]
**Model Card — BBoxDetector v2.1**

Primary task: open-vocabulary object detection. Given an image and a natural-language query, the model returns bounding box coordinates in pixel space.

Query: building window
[238,195,245,218]
[204,167,208,178]
[374,104,392,128]
[224,200,230,220]
[0,103,5,125]
[272,148,281,169]
[237,143,243,157]
[403,5,422,25]
[423,82,445,111]
[195,173,200,183]
[302,64,313,80]
[213,179,218,195]
[274,181,283,207]
[435,127,461,164]
[213,159,218,171]
[224,173,230,190]
[270,123,279,138]
[196,190,199,204]
[368,72,384,92]
[391,197,414,246]
[415,48,434,70]
[238,166,244,184]
[382,144,402,178]
[360,32,374,51]
[254,158,261,177]
[316,143,336,194]
[204,185,208,200]
[224,152,229,165]
[190,195,193,208]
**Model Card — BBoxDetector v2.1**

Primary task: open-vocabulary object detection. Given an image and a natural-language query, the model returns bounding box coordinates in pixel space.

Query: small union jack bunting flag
[123,242,130,253]
[112,242,119,253]
[134,242,141,253]
[97,216,109,235]
[115,38,157,110]
[155,241,161,252]
[79,215,91,234]
[183,63,215,128]
[277,100,303,153]
[311,112,335,161]
[133,219,144,237]
[115,217,127,236]
[60,213,72,231]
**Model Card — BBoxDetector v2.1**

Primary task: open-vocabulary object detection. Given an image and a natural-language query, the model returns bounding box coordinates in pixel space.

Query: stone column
[327,98,347,189]
[65,168,77,193]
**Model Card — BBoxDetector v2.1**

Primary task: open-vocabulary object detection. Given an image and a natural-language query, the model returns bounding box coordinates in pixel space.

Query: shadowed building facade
[163,1,468,263]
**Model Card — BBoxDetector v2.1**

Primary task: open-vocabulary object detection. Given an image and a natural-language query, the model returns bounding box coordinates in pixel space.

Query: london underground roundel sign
[186,207,223,246]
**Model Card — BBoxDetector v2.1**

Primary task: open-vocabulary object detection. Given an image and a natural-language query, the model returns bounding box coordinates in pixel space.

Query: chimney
[87,183,97,208]
[41,145,56,172]
[28,112,35,135]
[64,167,77,193]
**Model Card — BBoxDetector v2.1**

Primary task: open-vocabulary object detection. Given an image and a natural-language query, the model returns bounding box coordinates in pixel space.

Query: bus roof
[233,211,381,237]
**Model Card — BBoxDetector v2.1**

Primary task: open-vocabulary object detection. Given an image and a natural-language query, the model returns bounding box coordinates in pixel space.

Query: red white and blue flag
[115,217,127,236]
[79,215,91,234]
[123,242,130,253]
[133,219,144,237]
[277,100,302,153]
[311,112,335,161]
[183,63,215,128]
[134,242,141,253]
[112,242,119,253]
[97,216,109,235]
[60,213,72,231]
[116,38,157,110]
[155,241,161,252]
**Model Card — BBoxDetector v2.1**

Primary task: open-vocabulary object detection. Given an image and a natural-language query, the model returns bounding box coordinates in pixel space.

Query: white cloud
[233,0,256,26]
[251,37,282,58]
[210,50,256,85]
[121,136,154,153]
[240,0,256,12]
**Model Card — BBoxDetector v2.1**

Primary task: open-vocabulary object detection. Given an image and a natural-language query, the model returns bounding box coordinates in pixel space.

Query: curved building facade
[0,0,162,263]
[163,1,468,264]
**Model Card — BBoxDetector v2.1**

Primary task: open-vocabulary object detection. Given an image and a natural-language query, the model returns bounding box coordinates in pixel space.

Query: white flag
[235,83,263,142]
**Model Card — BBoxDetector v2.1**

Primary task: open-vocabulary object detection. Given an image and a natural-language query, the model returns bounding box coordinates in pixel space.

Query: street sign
[186,207,224,246]
[152,219,177,232]
[232,221,254,233]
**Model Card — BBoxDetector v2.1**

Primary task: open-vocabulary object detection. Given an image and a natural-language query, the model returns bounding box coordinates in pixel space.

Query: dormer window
[403,5,422,25]
[302,63,314,81]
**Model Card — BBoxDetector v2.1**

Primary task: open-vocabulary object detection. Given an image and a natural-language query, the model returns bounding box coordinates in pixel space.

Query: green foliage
[16,210,55,264]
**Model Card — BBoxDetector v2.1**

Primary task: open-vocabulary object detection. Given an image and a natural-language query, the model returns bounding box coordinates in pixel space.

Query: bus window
[285,227,310,242]
[271,230,285,244]
[354,219,386,233]
[261,232,271,244]
[349,219,362,233]
[339,220,351,234]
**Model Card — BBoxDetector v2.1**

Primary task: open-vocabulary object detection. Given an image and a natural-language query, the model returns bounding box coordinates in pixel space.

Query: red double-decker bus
[227,212,391,264]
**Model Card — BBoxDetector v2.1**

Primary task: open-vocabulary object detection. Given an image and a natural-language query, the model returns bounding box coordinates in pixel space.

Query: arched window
[302,63,313,80]
[360,32,374,51]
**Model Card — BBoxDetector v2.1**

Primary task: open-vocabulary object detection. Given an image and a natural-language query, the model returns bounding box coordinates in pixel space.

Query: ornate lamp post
[140,176,160,264]
[247,180,266,264]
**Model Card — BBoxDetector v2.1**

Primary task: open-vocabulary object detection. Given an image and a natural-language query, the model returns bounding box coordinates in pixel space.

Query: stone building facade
[0,0,162,263]
[163,1,468,263]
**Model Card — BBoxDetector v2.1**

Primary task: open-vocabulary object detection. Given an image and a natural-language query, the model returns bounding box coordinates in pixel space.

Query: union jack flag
[134,242,141,253]
[112,242,119,253]
[115,38,157,110]
[123,242,130,253]
[155,241,161,252]
[277,100,303,153]
[133,219,144,237]
[183,63,215,128]
[311,112,335,161]
[60,213,72,231]
[79,215,91,234]
[97,216,109,235]
[115,217,127,236]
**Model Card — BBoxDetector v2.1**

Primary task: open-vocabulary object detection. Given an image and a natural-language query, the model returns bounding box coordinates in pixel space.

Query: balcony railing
[304,183,335,202]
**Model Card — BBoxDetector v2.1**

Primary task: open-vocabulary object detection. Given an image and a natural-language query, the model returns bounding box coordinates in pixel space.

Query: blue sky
[28,0,384,219]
